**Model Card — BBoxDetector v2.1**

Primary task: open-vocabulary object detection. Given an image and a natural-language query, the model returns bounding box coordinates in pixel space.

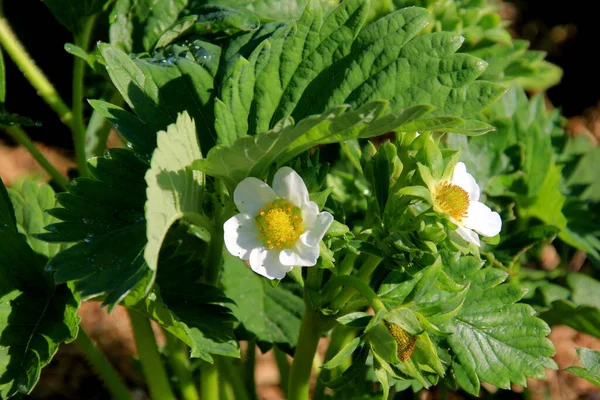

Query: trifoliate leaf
[217,1,503,141]
[38,149,153,309]
[0,179,80,398]
[439,255,557,393]
[144,111,204,274]
[564,348,600,386]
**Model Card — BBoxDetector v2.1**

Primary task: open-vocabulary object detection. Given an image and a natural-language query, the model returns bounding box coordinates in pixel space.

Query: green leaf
[221,253,304,352]
[539,300,600,339]
[125,230,239,362]
[440,255,557,391]
[7,181,61,259]
[195,102,441,188]
[321,337,361,369]
[204,0,333,21]
[39,149,153,309]
[218,2,503,137]
[88,100,156,159]
[109,0,189,52]
[43,0,108,34]
[0,178,80,398]
[144,111,204,274]
[98,42,220,155]
[564,348,600,386]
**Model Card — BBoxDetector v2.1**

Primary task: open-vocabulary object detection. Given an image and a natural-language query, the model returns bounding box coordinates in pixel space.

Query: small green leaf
[564,348,600,386]
[539,300,600,339]
[321,337,361,369]
[7,180,61,258]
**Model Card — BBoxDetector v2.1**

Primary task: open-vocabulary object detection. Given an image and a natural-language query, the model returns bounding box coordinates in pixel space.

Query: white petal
[272,167,310,207]
[280,242,320,267]
[452,162,480,202]
[456,226,480,247]
[301,211,334,247]
[301,201,319,228]
[463,201,502,237]
[234,177,276,215]
[223,213,261,260]
[249,247,293,280]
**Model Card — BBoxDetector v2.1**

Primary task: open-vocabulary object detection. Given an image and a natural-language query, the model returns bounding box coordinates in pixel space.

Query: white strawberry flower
[431,162,501,246]
[223,167,334,280]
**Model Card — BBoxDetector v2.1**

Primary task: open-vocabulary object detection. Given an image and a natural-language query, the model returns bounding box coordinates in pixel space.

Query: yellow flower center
[255,198,304,250]
[435,182,469,222]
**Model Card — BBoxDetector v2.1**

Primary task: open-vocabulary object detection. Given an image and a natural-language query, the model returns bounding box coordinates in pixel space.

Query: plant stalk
[128,310,177,400]
[329,255,382,311]
[4,126,68,190]
[273,347,290,398]
[218,357,251,400]
[199,361,220,400]
[71,16,95,177]
[165,333,200,400]
[0,5,75,131]
[74,327,132,400]
[288,306,321,400]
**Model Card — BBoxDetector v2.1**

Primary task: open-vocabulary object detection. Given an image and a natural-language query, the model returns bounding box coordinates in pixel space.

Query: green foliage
[539,273,600,339]
[195,102,470,188]
[109,0,189,52]
[438,254,557,393]
[393,0,562,90]
[0,179,80,398]
[204,0,338,20]
[125,229,239,362]
[221,253,304,352]
[43,0,108,34]
[564,348,600,386]
[7,181,62,259]
[38,149,153,309]
[216,1,503,142]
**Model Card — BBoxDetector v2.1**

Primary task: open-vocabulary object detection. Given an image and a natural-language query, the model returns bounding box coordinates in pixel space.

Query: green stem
[4,126,68,190]
[313,325,356,400]
[273,347,290,398]
[328,255,382,311]
[71,16,95,177]
[218,358,251,400]
[199,361,219,400]
[242,340,257,400]
[325,275,386,313]
[288,306,321,400]
[128,310,176,400]
[0,5,75,131]
[74,327,132,400]
[165,333,200,400]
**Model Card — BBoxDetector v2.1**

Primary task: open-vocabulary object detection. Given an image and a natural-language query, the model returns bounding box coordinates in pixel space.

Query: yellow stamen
[435,182,469,222]
[255,198,304,250]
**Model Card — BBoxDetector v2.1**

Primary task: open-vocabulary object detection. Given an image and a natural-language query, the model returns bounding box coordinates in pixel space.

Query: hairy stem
[273,347,290,398]
[325,275,386,313]
[128,310,176,400]
[0,5,75,131]
[165,333,200,400]
[4,126,68,190]
[288,306,321,400]
[199,361,219,400]
[74,327,132,400]
[71,16,96,177]
[218,357,251,400]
